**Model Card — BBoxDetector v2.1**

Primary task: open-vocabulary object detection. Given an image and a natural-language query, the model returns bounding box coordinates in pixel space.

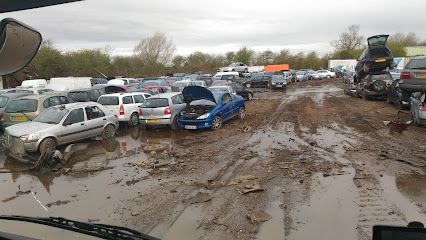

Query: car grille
[5,135,25,155]
[181,113,200,120]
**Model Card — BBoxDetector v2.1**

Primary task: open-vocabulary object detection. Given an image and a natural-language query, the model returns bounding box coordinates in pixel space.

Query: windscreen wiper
[0,215,159,240]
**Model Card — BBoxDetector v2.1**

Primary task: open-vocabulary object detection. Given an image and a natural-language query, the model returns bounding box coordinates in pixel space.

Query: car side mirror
[0,18,42,76]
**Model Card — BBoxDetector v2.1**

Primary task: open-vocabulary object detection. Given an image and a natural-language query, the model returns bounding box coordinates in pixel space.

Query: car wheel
[36,138,56,169]
[326,75,331,79]
[211,116,222,130]
[102,124,116,139]
[128,113,139,127]
[248,93,253,101]
[238,107,246,119]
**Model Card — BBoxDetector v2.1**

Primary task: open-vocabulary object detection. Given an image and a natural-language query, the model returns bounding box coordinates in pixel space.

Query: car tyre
[238,107,246,120]
[102,124,116,139]
[211,116,222,130]
[326,75,331,79]
[36,138,56,169]
[129,113,139,127]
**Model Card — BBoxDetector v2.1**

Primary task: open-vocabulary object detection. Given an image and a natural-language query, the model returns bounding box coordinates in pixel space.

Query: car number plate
[11,115,27,121]
[184,125,197,130]
[375,58,386,63]
[276,84,282,87]
[146,119,159,123]
[416,73,426,78]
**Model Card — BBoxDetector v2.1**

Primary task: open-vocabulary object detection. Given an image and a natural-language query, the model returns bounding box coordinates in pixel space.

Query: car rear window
[98,96,119,105]
[141,98,169,108]
[371,74,392,81]
[406,59,426,70]
[369,48,391,58]
[0,96,9,108]
[5,99,38,113]
[68,91,89,102]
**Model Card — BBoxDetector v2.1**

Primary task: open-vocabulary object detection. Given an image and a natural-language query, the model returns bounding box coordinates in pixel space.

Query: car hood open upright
[367,35,389,47]
[182,86,216,104]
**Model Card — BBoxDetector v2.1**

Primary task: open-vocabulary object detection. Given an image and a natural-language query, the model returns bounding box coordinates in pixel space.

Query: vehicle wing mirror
[0,18,42,76]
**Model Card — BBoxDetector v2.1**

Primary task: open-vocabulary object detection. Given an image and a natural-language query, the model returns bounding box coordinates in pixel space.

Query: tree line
[4,26,425,87]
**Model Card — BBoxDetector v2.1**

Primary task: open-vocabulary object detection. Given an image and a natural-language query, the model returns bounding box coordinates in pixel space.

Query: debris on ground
[137,160,148,168]
[228,175,257,185]
[125,176,150,186]
[241,126,252,133]
[64,166,114,175]
[246,210,272,224]
[185,192,212,204]
[153,160,170,168]
[46,200,71,208]
[237,182,264,194]
[2,190,31,203]
[143,144,168,153]
[131,210,140,216]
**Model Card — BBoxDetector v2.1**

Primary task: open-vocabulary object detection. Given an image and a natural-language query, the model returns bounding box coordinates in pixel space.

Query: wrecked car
[410,92,426,126]
[387,79,409,109]
[3,102,118,164]
[355,35,394,80]
[399,56,426,102]
[177,86,245,130]
[356,72,393,100]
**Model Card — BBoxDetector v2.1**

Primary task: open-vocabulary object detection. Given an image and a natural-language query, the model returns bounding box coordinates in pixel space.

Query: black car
[355,35,394,80]
[387,79,409,109]
[269,75,287,90]
[228,82,254,100]
[356,71,394,100]
[249,75,271,88]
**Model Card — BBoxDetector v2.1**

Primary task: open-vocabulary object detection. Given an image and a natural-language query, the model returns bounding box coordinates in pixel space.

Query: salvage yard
[1,78,426,240]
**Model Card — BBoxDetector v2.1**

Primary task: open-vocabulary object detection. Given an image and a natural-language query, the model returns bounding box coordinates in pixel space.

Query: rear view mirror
[0,18,42,76]
[373,223,426,240]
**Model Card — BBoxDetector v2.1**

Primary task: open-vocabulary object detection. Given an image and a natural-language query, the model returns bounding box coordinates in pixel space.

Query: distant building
[404,46,426,57]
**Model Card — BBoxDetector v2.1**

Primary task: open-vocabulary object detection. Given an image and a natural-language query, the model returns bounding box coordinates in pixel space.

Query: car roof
[101,92,144,97]
[150,92,180,98]
[18,92,66,100]
[0,92,32,98]
[57,102,101,110]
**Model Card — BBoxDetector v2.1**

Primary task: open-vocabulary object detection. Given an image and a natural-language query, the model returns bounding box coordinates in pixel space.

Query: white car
[316,70,336,79]
[219,62,248,72]
[97,92,151,126]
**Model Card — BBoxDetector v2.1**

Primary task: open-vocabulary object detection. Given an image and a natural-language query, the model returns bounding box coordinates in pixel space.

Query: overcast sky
[2,0,426,56]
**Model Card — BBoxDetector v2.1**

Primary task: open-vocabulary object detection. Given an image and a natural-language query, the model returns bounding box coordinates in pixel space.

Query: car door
[84,105,107,137]
[122,96,134,119]
[220,93,234,121]
[170,94,186,119]
[59,108,87,144]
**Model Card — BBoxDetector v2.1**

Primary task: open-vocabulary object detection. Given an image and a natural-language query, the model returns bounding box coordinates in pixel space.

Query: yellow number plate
[146,119,159,123]
[11,115,27,121]
[416,73,426,78]
[375,58,386,63]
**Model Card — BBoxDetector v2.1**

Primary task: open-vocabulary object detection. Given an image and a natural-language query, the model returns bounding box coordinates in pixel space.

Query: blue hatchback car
[178,86,246,130]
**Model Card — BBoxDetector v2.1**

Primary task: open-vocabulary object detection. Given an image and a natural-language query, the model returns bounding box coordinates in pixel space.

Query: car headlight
[21,133,38,142]
[197,113,210,120]
[271,82,276,85]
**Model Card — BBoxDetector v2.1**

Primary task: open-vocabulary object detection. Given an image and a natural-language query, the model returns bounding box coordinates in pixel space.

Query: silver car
[139,92,186,129]
[410,92,426,126]
[4,102,118,162]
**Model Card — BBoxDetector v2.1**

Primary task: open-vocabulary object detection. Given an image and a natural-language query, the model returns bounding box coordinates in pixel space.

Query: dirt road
[1,78,426,239]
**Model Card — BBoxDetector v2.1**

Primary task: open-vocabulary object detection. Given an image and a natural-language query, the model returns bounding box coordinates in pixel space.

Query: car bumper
[399,83,426,92]
[178,119,212,130]
[3,134,39,155]
[140,117,172,126]
[271,84,287,89]
[363,89,387,98]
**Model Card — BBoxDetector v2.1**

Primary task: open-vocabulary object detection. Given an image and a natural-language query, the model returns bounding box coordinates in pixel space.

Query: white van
[20,79,47,88]
[213,71,240,80]
[48,77,92,91]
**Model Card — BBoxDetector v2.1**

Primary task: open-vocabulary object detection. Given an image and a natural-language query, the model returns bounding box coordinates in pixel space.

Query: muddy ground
[1,78,426,240]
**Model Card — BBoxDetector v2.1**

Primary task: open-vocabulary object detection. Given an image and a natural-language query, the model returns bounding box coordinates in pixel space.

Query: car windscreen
[68,92,89,102]
[371,74,392,81]
[406,59,426,70]
[34,107,69,124]
[141,98,169,108]
[5,99,38,113]
[0,96,9,108]
[141,81,162,88]
[272,76,285,82]
[98,96,119,105]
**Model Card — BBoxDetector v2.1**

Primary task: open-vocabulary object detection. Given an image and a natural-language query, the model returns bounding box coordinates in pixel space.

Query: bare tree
[332,25,364,52]
[134,32,176,66]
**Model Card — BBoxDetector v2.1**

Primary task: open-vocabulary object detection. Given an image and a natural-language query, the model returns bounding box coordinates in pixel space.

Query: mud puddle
[0,127,187,225]
[379,174,426,223]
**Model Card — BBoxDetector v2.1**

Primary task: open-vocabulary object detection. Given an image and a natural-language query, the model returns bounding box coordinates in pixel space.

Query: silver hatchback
[4,102,118,162]
[139,92,186,129]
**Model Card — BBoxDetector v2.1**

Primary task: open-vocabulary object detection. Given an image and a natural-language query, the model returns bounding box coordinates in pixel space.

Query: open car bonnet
[367,35,389,47]
[182,86,216,104]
